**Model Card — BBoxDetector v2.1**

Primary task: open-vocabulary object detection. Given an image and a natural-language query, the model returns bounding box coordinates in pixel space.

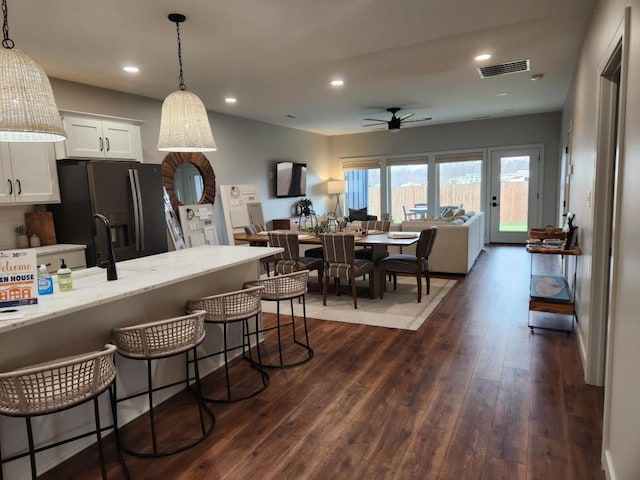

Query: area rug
[261,276,457,331]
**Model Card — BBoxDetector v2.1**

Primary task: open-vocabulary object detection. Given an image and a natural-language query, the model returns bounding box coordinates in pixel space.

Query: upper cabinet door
[62,116,104,158]
[8,143,60,204]
[102,121,142,160]
[0,144,15,204]
[55,113,144,162]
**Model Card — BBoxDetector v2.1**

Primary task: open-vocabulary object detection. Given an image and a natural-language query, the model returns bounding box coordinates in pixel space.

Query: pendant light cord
[174,19,186,91]
[2,0,14,49]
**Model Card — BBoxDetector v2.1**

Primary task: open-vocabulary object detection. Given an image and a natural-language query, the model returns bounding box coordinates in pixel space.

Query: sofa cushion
[349,207,370,221]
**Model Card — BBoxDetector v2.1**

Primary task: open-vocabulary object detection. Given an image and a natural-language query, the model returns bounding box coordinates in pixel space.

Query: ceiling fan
[363,107,432,132]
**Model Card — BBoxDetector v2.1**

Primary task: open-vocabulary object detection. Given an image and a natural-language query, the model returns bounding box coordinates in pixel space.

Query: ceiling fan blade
[363,122,387,127]
[401,117,433,123]
[363,118,388,123]
[399,113,415,121]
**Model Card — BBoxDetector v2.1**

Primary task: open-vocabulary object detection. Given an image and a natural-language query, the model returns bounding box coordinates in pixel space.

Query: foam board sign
[0,249,38,307]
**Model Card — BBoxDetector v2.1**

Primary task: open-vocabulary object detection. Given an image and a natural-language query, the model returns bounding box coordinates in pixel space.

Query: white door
[102,121,141,160]
[9,143,60,203]
[62,116,104,158]
[489,147,541,243]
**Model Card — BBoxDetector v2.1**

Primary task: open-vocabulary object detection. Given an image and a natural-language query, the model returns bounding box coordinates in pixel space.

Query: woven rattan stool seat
[186,286,269,402]
[0,344,128,479]
[0,345,116,416]
[111,312,206,359]
[243,270,313,368]
[111,311,214,458]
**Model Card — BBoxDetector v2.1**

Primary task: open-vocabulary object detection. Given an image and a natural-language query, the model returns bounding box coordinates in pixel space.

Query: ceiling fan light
[158,90,217,152]
[389,126,401,133]
[0,48,66,142]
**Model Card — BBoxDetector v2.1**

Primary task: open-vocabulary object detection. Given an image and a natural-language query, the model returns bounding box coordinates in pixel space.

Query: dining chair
[319,233,375,309]
[268,232,323,283]
[355,220,391,262]
[402,205,417,220]
[244,224,276,276]
[379,227,438,303]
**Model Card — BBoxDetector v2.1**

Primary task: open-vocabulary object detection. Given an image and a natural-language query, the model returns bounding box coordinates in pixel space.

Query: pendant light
[0,0,65,142]
[158,13,216,152]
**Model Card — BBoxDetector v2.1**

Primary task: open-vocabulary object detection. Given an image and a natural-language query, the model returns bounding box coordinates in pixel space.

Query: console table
[526,245,581,334]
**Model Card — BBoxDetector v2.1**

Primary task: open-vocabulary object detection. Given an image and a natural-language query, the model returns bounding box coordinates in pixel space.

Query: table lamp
[327,180,347,216]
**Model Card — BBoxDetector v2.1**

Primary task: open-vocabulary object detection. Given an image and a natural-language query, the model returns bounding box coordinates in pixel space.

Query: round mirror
[162,152,216,213]
[174,162,204,205]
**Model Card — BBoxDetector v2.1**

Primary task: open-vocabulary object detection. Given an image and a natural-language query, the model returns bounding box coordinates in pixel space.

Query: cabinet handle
[99,137,104,151]
[105,137,110,151]
[16,179,21,195]
[7,179,12,194]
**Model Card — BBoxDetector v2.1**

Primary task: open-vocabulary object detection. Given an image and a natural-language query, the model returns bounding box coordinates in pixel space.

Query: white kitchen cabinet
[55,112,143,162]
[0,142,60,204]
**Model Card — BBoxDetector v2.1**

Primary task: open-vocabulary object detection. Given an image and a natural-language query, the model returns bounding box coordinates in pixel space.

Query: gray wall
[561,1,640,478]
[329,111,562,226]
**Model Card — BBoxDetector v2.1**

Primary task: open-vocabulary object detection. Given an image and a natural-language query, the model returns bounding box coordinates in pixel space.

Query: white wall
[561,1,640,478]
[0,79,331,247]
[328,112,562,226]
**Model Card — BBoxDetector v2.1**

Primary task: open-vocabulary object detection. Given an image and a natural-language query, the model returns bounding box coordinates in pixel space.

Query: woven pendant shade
[0,48,66,142]
[157,90,217,152]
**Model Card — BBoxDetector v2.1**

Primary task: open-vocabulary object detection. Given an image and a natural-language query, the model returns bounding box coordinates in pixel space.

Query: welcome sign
[0,249,38,307]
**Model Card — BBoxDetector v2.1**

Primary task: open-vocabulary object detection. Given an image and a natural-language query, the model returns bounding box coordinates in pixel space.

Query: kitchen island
[0,244,280,479]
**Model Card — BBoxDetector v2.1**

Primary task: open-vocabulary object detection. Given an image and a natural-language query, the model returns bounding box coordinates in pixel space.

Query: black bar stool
[111,311,215,457]
[244,270,313,368]
[0,344,129,480]
[186,286,269,402]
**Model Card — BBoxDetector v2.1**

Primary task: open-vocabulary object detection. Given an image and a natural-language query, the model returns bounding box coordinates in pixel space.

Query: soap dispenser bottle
[57,259,73,292]
[37,265,53,295]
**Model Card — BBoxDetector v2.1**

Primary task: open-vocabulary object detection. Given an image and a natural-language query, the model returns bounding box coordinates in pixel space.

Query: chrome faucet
[93,213,118,281]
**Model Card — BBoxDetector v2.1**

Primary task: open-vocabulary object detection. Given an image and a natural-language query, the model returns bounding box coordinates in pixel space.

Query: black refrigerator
[49,160,168,267]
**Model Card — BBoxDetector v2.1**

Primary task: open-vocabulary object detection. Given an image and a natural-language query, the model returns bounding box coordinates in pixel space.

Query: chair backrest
[245,224,267,246]
[361,220,390,232]
[244,224,266,235]
[416,227,438,259]
[186,286,264,322]
[268,232,300,261]
[319,233,356,264]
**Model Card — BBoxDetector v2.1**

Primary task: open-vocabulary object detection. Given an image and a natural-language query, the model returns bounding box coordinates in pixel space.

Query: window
[343,159,381,218]
[388,162,428,222]
[436,159,482,214]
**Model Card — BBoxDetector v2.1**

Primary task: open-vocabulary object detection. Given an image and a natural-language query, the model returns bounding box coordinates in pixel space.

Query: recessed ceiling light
[530,73,544,81]
[496,92,508,96]
[330,79,344,87]
[474,54,492,61]
[123,66,139,73]
[225,97,237,104]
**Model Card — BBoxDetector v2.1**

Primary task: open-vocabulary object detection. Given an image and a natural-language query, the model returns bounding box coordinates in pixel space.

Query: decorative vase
[16,234,29,249]
[29,234,41,247]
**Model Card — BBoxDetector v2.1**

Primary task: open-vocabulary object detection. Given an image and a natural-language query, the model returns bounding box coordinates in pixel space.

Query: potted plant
[296,198,313,216]
[15,224,29,248]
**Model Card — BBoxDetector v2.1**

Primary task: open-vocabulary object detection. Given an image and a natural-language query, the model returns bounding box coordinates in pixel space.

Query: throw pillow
[441,207,454,217]
[451,218,465,225]
[453,208,466,217]
[349,207,369,221]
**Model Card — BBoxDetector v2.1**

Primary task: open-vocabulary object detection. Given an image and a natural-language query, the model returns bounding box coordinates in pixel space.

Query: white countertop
[34,244,87,255]
[0,245,280,334]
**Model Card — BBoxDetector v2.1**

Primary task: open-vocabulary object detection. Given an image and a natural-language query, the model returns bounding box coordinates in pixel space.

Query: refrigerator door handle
[133,169,145,252]
[128,169,141,251]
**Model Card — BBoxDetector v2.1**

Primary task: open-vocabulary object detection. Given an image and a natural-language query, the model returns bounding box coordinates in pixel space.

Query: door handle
[105,137,110,152]
[7,179,12,194]
[16,179,21,195]
[492,202,499,207]
[99,137,104,151]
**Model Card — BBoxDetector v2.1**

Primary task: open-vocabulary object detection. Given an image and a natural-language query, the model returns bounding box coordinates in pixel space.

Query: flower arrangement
[296,198,314,215]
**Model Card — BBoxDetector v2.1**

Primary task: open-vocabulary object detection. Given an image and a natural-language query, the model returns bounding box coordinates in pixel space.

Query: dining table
[236,229,421,298]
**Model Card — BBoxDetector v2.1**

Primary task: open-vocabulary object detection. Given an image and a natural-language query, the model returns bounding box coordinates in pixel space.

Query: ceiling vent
[477,59,530,78]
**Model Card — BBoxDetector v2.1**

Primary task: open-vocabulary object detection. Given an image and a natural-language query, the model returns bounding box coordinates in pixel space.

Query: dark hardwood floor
[39,245,605,480]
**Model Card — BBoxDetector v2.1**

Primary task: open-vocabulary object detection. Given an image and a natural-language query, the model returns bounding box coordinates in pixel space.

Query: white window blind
[342,158,381,171]
[385,156,428,166]
[434,151,484,164]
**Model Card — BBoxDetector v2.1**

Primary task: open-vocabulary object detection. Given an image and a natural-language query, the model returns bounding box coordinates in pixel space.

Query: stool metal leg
[25,417,36,480]
[109,384,130,480]
[146,359,158,455]
[191,348,208,436]
[276,300,284,366]
[93,397,107,480]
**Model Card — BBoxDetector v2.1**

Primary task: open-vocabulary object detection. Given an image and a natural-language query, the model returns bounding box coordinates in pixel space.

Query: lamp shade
[327,180,346,195]
[157,90,217,152]
[0,48,66,142]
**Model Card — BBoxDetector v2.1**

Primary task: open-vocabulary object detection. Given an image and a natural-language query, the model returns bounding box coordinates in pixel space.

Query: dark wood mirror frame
[161,152,216,213]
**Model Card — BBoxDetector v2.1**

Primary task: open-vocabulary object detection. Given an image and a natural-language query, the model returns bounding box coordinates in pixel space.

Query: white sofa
[392,211,485,274]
